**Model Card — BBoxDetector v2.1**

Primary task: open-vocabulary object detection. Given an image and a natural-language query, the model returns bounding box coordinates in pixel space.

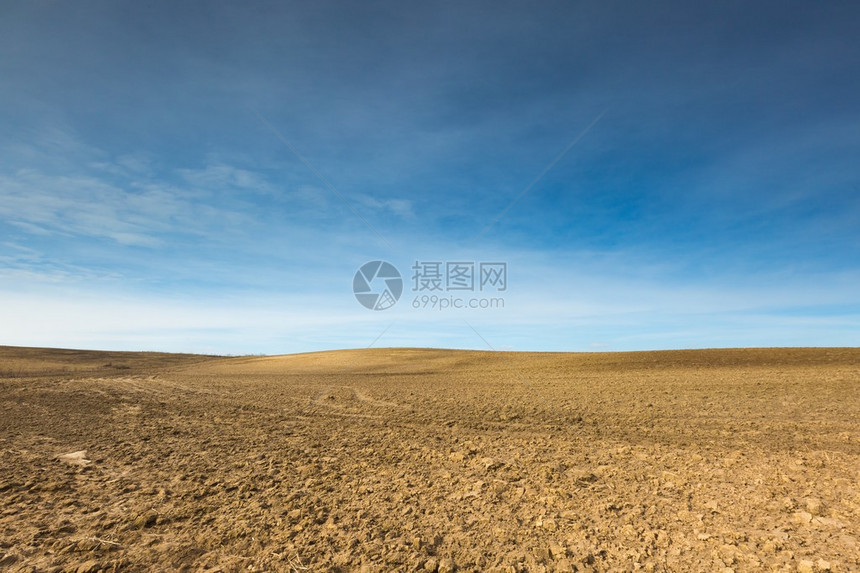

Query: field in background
[1,345,858,572]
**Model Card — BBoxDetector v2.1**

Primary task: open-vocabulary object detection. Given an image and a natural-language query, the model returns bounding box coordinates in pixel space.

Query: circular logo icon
[353,261,403,310]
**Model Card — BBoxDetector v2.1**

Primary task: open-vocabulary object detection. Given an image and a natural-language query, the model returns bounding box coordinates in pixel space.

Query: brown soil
[1,346,858,572]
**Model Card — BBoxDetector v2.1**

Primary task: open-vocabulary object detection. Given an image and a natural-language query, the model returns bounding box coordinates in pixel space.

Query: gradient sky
[1,1,858,354]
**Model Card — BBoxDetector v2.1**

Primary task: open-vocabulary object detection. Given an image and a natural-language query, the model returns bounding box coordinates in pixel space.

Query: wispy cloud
[0,134,282,247]
[177,163,276,196]
[352,193,416,220]
[1,170,162,246]
[0,168,255,246]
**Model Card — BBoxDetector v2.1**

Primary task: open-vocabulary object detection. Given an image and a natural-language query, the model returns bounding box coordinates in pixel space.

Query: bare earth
[1,346,859,572]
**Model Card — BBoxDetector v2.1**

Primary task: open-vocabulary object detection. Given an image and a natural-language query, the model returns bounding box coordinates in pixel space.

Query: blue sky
[1,1,858,354]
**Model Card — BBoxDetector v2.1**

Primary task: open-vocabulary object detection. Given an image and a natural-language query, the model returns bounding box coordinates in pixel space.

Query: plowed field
[1,346,858,572]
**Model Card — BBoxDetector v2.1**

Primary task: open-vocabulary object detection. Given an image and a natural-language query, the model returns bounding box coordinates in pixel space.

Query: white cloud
[0,143,270,247]
[177,164,275,195]
[352,193,416,219]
